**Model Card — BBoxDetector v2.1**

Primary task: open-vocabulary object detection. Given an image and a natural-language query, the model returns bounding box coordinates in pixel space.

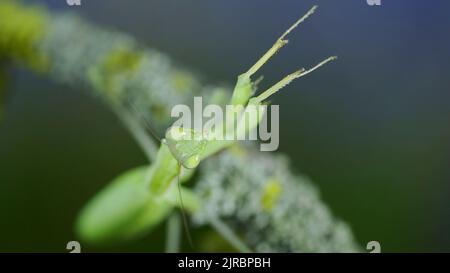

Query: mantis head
[164,126,208,169]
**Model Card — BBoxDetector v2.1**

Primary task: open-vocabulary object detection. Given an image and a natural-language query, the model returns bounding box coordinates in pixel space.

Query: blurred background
[0,0,449,252]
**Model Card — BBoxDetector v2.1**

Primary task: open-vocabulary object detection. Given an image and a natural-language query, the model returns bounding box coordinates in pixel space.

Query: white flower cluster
[39,15,226,132]
[194,148,360,252]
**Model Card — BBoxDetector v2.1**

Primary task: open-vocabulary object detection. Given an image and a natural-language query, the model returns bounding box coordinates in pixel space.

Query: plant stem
[209,217,252,253]
[165,213,182,253]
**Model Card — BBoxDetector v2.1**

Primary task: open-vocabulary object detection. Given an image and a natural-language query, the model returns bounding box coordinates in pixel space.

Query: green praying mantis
[76,5,336,248]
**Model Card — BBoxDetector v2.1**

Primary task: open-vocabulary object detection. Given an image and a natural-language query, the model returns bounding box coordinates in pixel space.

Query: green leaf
[148,144,180,195]
[0,61,7,122]
[76,166,173,245]
[164,186,201,214]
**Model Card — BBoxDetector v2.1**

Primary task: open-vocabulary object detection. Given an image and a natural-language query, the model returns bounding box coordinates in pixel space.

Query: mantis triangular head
[164,126,208,169]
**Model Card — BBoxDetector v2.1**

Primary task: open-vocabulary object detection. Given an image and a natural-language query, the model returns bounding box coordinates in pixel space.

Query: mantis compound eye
[165,126,207,169]
[182,154,200,169]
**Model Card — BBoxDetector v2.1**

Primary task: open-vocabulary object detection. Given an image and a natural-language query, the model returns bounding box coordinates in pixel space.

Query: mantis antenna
[126,97,162,142]
[177,163,195,249]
